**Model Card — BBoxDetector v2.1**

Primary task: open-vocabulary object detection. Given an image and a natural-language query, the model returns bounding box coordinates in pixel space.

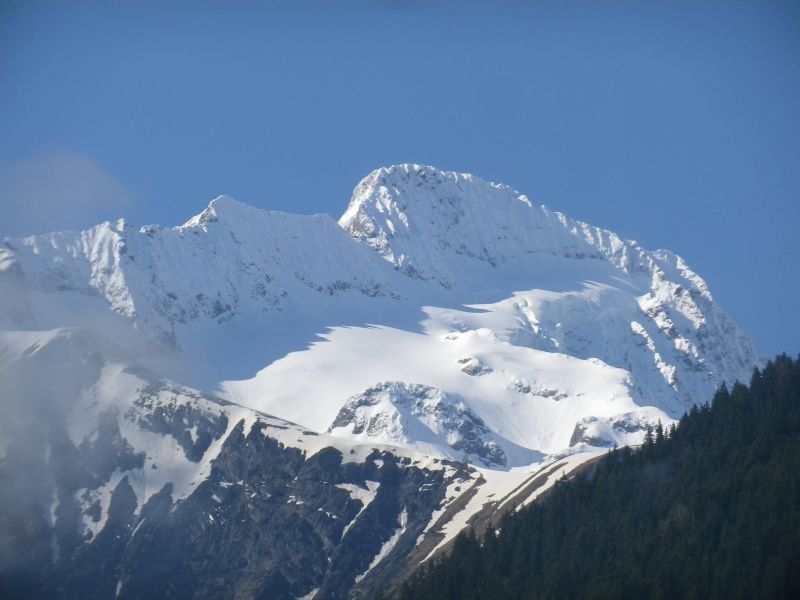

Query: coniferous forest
[400,355,800,600]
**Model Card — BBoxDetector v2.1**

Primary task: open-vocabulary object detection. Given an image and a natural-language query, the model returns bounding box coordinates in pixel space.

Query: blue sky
[1,0,798,357]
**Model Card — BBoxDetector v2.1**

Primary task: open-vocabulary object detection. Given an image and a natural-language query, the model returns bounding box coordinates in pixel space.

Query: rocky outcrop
[329,382,507,468]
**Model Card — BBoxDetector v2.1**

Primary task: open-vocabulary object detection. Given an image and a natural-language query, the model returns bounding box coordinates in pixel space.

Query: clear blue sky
[1,0,798,357]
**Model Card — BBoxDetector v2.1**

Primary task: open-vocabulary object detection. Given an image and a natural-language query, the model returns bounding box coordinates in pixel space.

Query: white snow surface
[336,480,381,538]
[0,164,760,466]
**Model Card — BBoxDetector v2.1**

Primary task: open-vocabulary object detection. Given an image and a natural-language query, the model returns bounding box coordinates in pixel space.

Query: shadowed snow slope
[1,164,759,463]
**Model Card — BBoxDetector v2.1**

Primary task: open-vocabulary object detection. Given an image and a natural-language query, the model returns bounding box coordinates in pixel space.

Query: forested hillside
[400,355,800,599]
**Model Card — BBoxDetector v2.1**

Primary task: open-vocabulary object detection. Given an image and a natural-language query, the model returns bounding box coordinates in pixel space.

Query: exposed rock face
[569,412,657,448]
[53,424,461,600]
[130,381,230,462]
[458,357,494,376]
[3,422,467,599]
[0,329,475,600]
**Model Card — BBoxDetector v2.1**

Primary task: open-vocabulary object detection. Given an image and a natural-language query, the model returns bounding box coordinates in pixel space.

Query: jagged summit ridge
[180,193,338,231]
[342,164,684,288]
[180,193,259,228]
[1,192,401,337]
[340,164,538,286]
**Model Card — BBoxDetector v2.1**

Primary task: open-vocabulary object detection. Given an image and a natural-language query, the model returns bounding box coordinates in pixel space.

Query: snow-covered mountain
[0,164,760,598]
[1,164,759,454]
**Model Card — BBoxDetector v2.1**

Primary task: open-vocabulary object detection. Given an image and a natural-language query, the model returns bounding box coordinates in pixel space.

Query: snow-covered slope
[0,164,759,464]
[340,164,756,397]
[225,165,758,456]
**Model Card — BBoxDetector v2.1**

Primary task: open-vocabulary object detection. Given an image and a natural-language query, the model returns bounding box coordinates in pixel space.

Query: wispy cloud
[0,150,132,238]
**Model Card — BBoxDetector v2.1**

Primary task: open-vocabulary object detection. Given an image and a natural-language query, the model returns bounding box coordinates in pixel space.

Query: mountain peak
[339,164,522,227]
[208,193,243,210]
[339,164,573,287]
[181,194,257,228]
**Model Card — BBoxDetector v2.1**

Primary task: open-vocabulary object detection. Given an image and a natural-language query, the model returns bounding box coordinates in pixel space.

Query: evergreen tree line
[399,355,800,599]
